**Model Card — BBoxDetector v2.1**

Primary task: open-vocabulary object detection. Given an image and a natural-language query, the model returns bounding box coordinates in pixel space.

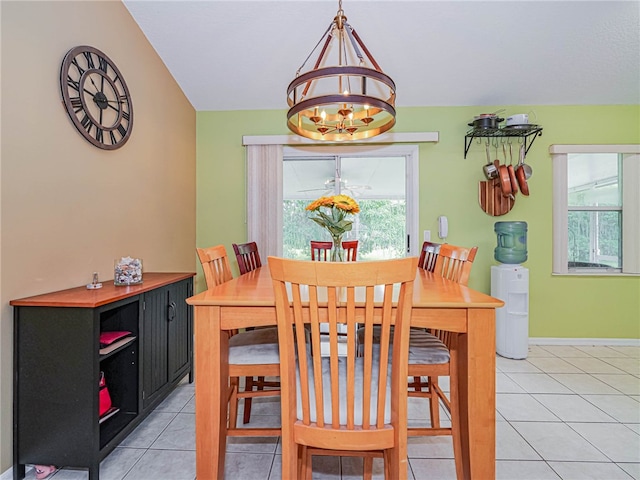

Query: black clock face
[60,46,133,150]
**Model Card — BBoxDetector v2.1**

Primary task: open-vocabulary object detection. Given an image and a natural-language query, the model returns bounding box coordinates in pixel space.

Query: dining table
[186,263,504,479]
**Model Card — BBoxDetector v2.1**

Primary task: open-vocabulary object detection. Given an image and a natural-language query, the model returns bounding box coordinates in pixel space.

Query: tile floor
[23,345,640,480]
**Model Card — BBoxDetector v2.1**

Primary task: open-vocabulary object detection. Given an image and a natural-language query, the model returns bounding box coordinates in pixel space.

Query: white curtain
[246,144,283,258]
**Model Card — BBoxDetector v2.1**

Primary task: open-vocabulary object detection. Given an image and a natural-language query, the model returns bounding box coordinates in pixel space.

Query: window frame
[550,144,640,275]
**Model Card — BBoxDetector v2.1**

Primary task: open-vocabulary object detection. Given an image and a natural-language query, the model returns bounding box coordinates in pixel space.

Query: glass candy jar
[114,257,143,285]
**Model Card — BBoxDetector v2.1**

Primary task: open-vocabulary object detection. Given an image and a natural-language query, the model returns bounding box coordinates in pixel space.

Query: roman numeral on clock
[71,58,85,75]
[80,114,93,133]
[67,76,80,92]
[70,97,82,112]
[83,52,95,69]
[98,56,108,73]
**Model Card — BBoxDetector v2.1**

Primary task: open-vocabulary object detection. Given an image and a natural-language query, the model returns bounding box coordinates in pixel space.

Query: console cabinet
[11,273,194,480]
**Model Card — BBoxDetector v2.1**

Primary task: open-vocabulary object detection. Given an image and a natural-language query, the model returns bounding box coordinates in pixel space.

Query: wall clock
[60,45,133,150]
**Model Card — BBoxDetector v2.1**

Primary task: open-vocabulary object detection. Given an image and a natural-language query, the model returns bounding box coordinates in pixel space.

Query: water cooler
[491,221,529,359]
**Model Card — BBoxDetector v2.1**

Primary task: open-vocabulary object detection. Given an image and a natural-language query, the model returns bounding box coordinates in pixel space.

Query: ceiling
[123,1,639,112]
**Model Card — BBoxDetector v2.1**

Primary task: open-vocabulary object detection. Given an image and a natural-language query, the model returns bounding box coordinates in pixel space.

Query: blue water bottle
[494,221,528,264]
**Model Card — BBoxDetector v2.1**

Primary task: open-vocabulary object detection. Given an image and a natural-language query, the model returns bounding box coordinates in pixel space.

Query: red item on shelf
[99,331,132,347]
[99,371,112,417]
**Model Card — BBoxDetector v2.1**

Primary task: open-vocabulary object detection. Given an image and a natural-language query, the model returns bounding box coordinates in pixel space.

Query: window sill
[552,272,639,277]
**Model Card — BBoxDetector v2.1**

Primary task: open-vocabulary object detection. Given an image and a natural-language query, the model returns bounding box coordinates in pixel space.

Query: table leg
[457,308,496,479]
[195,306,229,480]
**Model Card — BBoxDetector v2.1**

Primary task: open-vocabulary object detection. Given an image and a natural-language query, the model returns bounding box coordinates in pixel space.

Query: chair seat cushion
[297,353,392,426]
[357,326,450,365]
[229,327,280,365]
[408,329,450,365]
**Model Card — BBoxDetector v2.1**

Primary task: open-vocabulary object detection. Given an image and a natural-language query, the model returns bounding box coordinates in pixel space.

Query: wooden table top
[187,265,503,309]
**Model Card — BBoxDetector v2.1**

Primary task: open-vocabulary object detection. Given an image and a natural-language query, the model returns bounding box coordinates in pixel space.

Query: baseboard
[529,337,640,346]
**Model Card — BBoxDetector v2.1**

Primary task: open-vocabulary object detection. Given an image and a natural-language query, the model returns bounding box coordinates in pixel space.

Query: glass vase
[114,257,143,286]
[330,235,344,262]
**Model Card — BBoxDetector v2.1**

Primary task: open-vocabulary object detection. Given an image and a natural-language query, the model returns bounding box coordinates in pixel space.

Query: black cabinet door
[167,280,192,383]
[142,287,169,409]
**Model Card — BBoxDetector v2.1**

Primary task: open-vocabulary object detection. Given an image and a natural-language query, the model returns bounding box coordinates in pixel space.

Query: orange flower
[333,194,360,214]
[306,194,360,239]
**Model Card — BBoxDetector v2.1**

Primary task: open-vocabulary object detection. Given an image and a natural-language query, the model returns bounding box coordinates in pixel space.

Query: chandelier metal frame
[286,1,396,141]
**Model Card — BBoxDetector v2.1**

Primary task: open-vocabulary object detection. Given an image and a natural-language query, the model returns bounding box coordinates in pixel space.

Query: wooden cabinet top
[10,272,195,308]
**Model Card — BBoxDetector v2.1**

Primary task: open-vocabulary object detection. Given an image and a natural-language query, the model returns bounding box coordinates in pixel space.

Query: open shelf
[464,124,543,158]
[99,411,137,450]
[99,336,136,358]
[98,407,120,424]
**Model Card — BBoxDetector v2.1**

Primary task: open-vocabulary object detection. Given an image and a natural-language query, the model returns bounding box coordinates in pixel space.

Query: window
[551,145,640,274]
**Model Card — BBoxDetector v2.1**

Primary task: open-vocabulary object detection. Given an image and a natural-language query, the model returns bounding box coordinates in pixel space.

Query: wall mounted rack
[464,125,543,159]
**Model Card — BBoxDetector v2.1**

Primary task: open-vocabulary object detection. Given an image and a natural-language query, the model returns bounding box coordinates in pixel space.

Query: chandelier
[286,0,396,141]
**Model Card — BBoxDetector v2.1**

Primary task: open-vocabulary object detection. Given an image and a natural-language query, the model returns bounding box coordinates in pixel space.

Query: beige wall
[0,1,196,471]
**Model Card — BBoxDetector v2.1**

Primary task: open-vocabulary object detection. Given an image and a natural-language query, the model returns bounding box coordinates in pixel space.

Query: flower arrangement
[306,194,360,261]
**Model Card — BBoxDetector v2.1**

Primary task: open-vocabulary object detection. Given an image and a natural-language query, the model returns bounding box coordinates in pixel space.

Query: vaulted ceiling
[123,1,639,111]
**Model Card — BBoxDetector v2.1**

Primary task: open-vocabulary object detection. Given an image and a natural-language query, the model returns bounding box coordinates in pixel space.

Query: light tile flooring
[23,345,639,480]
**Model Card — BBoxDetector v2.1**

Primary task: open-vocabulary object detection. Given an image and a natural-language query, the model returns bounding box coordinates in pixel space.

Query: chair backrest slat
[269,256,417,433]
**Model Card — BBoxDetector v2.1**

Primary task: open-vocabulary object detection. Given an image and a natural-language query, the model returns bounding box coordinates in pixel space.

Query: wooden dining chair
[196,245,280,433]
[310,240,333,261]
[269,256,417,479]
[434,243,478,286]
[233,241,262,274]
[342,240,359,261]
[417,240,441,272]
[232,241,280,424]
[408,241,441,390]
[406,243,478,479]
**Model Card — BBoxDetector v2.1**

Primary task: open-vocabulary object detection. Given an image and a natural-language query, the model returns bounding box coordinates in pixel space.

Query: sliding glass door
[283,145,418,260]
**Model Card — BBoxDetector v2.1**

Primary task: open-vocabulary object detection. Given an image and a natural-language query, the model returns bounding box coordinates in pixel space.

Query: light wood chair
[196,245,280,434]
[269,256,418,479]
[434,243,478,286]
[310,240,333,261]
[342,240,359,261]
[406,243,478,480]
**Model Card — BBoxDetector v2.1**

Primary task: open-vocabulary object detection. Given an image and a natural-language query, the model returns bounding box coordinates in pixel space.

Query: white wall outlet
[423,230,431,241]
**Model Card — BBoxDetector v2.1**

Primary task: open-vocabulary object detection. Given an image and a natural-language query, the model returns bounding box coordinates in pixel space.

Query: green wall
[197,105,640,340]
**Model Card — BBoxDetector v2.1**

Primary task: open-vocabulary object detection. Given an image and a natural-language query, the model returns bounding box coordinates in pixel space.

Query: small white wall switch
[424,230,431,241]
